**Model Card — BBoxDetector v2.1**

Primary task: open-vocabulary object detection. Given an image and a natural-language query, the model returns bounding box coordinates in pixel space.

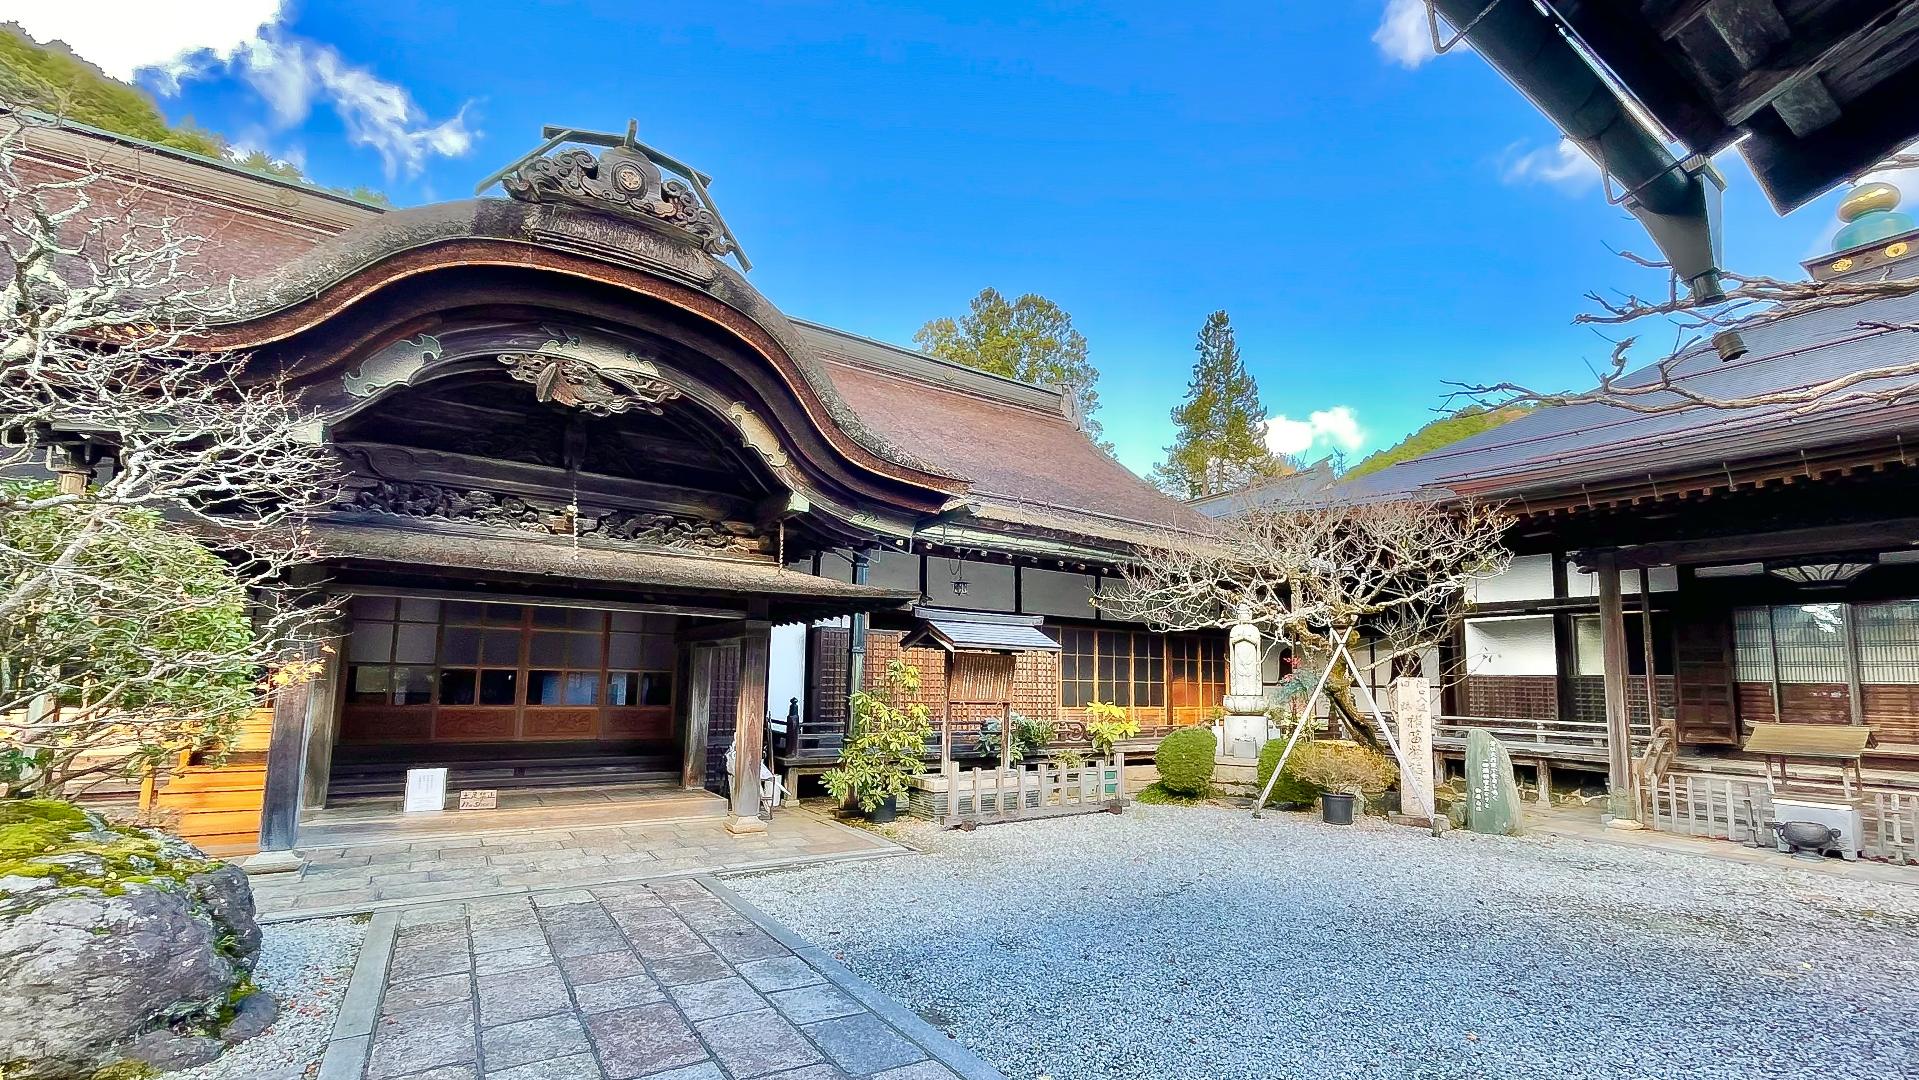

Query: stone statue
[1218,606,1267,760]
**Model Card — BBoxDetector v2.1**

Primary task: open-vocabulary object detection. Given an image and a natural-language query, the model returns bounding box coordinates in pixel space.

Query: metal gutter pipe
[1430,0,1726,301]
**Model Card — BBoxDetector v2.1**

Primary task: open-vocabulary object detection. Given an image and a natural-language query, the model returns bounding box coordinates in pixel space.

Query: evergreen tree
[916,288,1104,438]
[1152,310,1286,498]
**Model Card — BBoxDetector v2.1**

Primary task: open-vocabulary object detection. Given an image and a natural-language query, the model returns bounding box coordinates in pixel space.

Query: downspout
[1430,0,1726,301]
[848,550,870,729]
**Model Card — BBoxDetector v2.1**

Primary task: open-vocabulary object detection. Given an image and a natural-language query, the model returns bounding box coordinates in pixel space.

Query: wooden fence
[1647,771,1919,861]
[909,755,1125,828]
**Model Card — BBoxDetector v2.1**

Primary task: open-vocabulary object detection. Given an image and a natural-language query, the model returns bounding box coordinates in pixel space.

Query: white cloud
[0,1,283,86]
[2,2,473,178]
[1374,0,1438,69]
[1264,406,1366,458]
[235,35,475,177]
[1500,138,1602,192]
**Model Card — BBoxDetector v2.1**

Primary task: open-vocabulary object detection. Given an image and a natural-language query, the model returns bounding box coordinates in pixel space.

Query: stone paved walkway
[325,876,997,1080]
[257,810,899,922]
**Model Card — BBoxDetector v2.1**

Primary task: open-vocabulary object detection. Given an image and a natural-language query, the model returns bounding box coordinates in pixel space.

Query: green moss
[0,798,211,896]
[1135,781,1209,805]
[88,1062,157,1080]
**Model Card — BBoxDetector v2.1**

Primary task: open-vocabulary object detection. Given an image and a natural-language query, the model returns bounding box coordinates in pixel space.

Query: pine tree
[1152,310,1286,498]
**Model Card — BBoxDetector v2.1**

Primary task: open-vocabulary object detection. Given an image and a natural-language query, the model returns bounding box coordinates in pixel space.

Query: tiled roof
[1323,291,1919,505]
[31,119,1206,546]
[812,339,1210,535]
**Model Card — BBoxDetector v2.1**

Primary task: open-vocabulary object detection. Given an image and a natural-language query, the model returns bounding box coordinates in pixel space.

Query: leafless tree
[1451,147,1919,415]
[1100,494,1511,687]
[0,109,340,796]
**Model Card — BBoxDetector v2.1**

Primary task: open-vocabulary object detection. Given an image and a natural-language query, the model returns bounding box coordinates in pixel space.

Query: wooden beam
[1596,554,1634,795]
[1573,516,1919,571]
[1713,1,1919,126]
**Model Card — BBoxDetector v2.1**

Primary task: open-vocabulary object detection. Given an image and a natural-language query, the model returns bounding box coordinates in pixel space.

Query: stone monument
[1464,729,1524,835]
[1218,607,1267,761]
[1390,676,1435,823]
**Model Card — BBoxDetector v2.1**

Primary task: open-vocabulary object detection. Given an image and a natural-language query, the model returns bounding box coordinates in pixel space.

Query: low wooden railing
[1435,714,1654,761]
[911,755,1126,827]
[1648,771,1919,860]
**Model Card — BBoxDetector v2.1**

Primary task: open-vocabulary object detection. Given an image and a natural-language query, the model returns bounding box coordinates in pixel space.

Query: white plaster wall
[768,622,808,724]
[1021,566,1099,619]
[1470,554,1555,604]
[1568,564,1678,597]
[1463,615,1556,676]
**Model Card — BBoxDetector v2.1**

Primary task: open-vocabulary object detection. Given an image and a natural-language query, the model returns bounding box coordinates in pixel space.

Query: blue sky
[4,1,1895,477]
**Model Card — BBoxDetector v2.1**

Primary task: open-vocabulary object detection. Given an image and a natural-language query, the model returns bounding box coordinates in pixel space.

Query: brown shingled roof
[821,358,1209,534]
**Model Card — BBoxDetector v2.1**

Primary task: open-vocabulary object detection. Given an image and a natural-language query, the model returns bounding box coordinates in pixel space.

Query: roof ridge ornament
[477,121,750,269]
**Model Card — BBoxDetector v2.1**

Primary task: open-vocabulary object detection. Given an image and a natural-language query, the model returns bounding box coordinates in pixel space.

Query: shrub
[1254,738,1323,807]
[1155,727,1216,796]
[823,660,933,813]
[975,712,1058,762]
[1287,740,1398,798]
[1084,701,1139,757]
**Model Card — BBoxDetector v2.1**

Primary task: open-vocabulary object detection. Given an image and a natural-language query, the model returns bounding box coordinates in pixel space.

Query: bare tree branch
[1448,145,1919,416]
[0,107,341,796]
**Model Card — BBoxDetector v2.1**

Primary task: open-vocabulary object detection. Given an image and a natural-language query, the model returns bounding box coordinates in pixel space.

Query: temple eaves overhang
[306,521,919,622]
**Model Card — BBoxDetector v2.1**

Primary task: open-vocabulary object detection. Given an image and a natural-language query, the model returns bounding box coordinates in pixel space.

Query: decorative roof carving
[498,350,682,416]
[337,477,765,556]
[344,333,442,398]
[490,123,741,262]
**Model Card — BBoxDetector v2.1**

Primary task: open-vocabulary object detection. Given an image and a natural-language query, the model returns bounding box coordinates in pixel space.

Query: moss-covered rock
[0,799,262,1079]
[1154,728,1217,797]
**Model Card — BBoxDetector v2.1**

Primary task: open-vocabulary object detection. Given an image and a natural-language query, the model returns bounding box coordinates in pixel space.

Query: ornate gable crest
[498,326,684,417]
[484,122,745,265]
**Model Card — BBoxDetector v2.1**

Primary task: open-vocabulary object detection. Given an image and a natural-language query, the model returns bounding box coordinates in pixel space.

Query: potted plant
[976,712,1059,762]
[823,659,933,821]
[1286,739,1398,825]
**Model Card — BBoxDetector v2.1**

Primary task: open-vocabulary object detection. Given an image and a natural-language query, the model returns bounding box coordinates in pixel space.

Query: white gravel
[732,805,1919,1080]
[165,915,366,1080]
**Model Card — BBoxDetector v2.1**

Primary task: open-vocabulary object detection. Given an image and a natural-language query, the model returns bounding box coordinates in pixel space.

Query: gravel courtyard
[731,805,1919,1080]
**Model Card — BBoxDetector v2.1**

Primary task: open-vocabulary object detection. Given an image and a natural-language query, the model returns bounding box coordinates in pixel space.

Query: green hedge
[1255,738,1324,807]
[1155,727,1216,796]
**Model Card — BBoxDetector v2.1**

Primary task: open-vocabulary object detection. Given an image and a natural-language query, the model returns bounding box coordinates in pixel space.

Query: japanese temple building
[1207,182,1919,858]
[16,117,1226,856]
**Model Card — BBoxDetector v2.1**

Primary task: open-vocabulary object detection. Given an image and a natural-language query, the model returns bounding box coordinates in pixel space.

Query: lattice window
[1771,603,1848,684]
[1168,633,1224,711]
[1732,607,1775,683]
[345,595,441,706]
[1856,601,1919,684]
[1060,627,1096,708]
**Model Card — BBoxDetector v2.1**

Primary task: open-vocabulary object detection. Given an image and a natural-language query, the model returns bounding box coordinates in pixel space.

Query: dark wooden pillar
[848,551,871,707]
[727,620,773,834]
[251,666,312,871]
[1596,553,1633,799]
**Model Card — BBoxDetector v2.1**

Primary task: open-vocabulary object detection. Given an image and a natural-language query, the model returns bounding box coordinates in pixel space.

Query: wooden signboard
[457,788,499,810]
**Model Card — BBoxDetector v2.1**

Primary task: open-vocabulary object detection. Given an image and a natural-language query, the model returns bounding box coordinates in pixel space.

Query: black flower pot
[866,795,899,824]
[1321,792,1357,825]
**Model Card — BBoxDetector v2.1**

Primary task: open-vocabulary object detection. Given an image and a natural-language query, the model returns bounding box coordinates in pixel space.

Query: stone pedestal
[1218,711,1265,761]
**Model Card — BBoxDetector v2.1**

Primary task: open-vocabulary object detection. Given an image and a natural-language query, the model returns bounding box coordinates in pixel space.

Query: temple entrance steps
[297,781,728,849]
[326,740,681,800]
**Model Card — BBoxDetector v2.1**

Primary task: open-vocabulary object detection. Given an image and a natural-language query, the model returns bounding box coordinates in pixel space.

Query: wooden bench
[1742,722,1872,797]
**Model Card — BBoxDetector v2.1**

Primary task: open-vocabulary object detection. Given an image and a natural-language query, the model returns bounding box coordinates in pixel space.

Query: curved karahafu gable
[185,194,970,541]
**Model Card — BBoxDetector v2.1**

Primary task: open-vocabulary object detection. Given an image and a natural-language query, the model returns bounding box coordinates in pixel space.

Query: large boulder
[0,800,265,1079]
